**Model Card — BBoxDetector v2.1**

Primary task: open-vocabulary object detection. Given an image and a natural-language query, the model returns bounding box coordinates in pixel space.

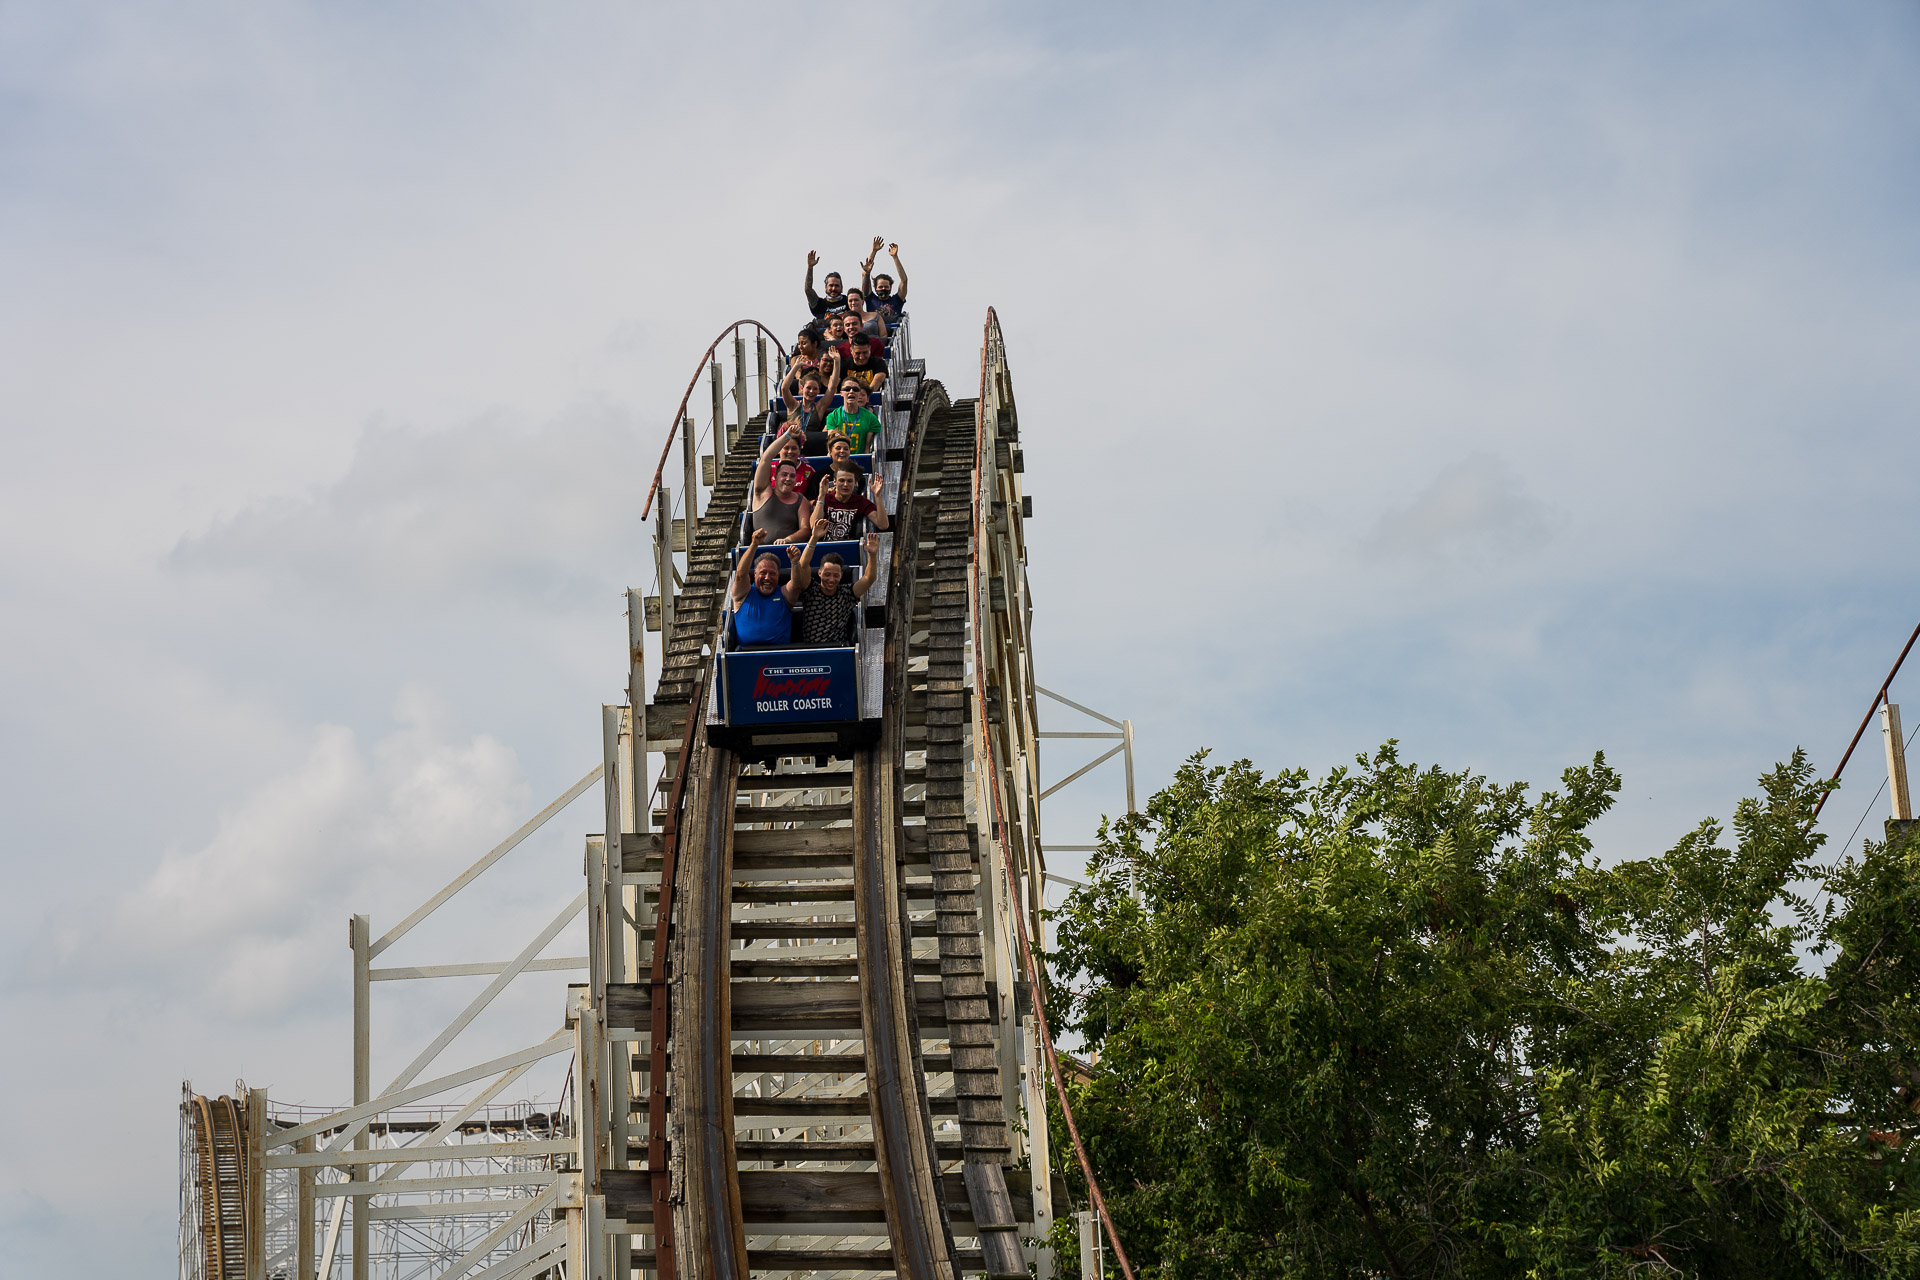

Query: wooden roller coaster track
[201,310,1113,1280]
[590,311,1057,1274]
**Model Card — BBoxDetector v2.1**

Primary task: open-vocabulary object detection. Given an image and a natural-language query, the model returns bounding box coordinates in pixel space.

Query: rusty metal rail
[641,320,789,521]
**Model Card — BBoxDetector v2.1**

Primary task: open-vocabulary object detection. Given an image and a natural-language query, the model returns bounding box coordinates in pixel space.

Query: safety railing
[635,322,786,651]
[971,308,1139,1280]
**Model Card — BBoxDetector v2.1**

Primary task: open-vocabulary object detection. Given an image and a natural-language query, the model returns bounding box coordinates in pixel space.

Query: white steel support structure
[188,753,606,1280]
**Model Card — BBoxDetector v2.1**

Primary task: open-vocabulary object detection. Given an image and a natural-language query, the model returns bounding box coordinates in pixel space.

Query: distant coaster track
[185,1091,251,1280]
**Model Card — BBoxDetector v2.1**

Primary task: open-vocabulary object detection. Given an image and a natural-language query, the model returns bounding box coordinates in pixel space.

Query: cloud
[24,686,532,1017]
[1361,453,1555,563]
[169,402,650,607]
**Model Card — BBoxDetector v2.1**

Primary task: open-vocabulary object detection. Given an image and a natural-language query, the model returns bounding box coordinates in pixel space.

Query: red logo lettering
[754,672,834,699]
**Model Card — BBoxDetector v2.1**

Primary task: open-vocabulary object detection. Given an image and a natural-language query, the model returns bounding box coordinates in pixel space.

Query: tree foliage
[1048,746,1920,1278]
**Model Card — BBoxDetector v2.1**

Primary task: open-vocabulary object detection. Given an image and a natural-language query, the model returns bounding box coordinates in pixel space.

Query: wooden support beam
[1885,701,1913,822]
[608,980,948,1032]
[602,1169,1033,1226]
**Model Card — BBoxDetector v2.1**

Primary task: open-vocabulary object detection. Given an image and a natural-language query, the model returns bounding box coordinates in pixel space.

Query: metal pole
[709,362,725,485]
[350,915,370,1280]
[654,490,676,643]
[756,336,769,416]
[681,413,699,528]
[733,331,748,445]
[295,1135,314,1280]
[567,986,607,1280]
[1122,720,1136,814]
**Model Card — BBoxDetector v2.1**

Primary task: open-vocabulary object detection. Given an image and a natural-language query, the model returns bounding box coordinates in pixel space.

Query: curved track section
[607,326,1046,1278]
[185,1092,250,1280]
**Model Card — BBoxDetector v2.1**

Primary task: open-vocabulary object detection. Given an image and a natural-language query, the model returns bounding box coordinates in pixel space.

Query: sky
[4,1,1920,1271]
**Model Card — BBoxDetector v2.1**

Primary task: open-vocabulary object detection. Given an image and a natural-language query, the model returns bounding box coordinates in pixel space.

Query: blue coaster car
[706,541,884,763]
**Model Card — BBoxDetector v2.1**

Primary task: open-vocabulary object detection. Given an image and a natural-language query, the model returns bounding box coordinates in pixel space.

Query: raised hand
[864,532,879,554]
[869,472,884,498]
[871,234,884,253]
[786,542,805,563]
[748,527,766,548]
[806,249,819,268]
[887,242,899,257]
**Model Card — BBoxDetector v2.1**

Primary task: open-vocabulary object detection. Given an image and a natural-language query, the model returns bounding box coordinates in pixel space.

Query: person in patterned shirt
[796,527,881,647]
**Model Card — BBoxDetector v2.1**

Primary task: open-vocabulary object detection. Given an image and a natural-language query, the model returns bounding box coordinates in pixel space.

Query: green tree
[1048,747,1920,1279]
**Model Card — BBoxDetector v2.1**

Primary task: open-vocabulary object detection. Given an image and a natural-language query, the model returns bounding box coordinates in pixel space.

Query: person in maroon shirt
[815,460,888,540]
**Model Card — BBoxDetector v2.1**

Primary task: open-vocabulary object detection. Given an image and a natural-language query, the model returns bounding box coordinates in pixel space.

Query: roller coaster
[181,302,1133,1280]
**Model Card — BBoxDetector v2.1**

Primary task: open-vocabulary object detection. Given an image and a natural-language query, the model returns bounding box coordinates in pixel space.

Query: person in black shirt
[804,250,847,319]
[795,528,880,647]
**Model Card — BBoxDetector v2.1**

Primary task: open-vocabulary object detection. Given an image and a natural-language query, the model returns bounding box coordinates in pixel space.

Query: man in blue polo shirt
[729,525,822,645]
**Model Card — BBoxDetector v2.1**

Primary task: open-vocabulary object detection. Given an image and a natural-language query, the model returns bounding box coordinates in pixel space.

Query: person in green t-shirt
[825,381,883,454]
